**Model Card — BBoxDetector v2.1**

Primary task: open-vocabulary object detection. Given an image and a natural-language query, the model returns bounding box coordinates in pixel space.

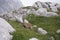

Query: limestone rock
[38,28,47,35]
[36,8,47,16]
[0,18,15,40]
[56,29,60,33]
[33,1,42,8]
[33,1,49,9]
[0,18,15,33]
[15,15,24,23]
[50,7,58,12]
[46,12,58,17]
[0,27,13,40]
[29,38,38,40]
[41,2,49,9]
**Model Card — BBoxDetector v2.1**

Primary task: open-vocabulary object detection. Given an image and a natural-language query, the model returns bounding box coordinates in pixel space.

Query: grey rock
[56,29,60,33]
[33,1,42,8]
[36,8,47,16]
[0,27,13,40]
[46,12,58,17]
[48,36,55,40]
[0,18,15,33]
[33,1,49,9]
[29,38,38,40]
[38,28,48,35]
[50,7,58,12]
[0,18,15,40]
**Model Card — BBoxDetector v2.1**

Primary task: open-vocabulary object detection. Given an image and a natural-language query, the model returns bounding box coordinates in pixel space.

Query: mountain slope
[8,14,60,40]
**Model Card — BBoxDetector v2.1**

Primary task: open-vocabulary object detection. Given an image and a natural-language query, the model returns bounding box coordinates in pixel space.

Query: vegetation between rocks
[8,14,60,40]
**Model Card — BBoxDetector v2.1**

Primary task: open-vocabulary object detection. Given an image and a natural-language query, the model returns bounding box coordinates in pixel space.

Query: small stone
[29,38,38,40]
[48,36,55,40]
[33,25,37,28]
[56,29,60,33]
[37,28,47,35]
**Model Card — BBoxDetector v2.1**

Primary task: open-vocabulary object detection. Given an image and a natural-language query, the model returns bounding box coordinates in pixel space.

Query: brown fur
[23,22,32,29]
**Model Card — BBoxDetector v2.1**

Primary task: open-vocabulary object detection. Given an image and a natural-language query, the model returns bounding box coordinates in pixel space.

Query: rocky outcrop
[45,12,58,17]
[33,1,42,8]
[33,1,60,12]
[0,18,15,33]
[36,8,58,17]
[50,7,58,12]
[36,8,47,16]
[0,27,13,40]
[0,1,59,21]
[33,1,49,9]
[0,18,15,40]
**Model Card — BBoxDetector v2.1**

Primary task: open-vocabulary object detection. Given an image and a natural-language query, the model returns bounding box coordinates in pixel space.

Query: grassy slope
[8,14,60,40]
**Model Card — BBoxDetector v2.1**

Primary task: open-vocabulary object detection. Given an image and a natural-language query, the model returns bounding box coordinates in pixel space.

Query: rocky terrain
[0,1,60,40]
[1,1,60,21]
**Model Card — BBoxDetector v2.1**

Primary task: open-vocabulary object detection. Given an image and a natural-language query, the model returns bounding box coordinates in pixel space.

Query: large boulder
[33,1,51,9]
[27,9,36,14]
[36,8,58,17]
[46,12,58,17]
[50,3,57,7]
[49,3,58,12]
[0,18,15,40]
[50,7,58,12]
[49,3,60,12]
[0,18,15,33]
[41,2,49,9]
[33,1,60,12]
[0,27,13,40]
[36,8,47,16]
[33,1,42,8]
[56,4,60,10]
[15,15,24,23]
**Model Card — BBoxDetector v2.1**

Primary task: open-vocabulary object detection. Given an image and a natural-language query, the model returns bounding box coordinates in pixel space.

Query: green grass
[8,14,60,40]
